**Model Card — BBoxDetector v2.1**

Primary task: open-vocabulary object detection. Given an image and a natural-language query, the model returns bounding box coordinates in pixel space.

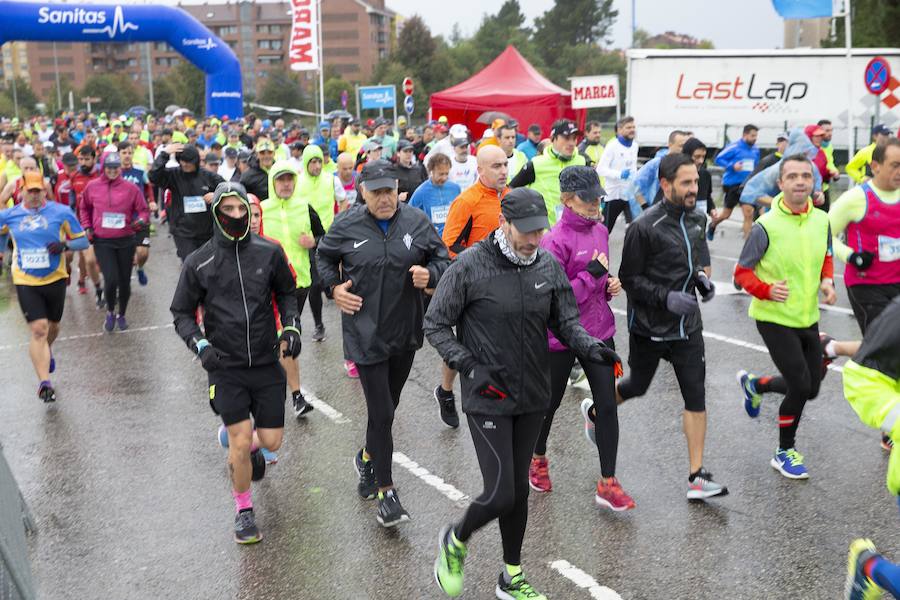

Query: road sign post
[402,77,414,97]
[864,57,891,129]
[404,95,414,116]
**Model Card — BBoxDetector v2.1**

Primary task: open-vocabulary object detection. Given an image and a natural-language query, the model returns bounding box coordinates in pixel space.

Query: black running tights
[603,200,632,233]
[455,412,544,565]
[357,351,416,488]
[535,343,618,478]
[93,238,136,315]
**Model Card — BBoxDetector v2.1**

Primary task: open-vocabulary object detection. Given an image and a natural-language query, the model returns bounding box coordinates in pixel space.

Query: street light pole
[845,0,854,155]
[52,42,62,110]
[145,42,155,111]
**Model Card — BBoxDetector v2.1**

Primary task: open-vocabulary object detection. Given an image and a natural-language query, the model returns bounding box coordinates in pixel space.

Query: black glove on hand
[466,363,508,401]
[585,259,609,279]
[46,241,67,255]
[587,343,622,366]
[694,271,715,303]
[666,291,699,316]
[198,344,226,372]
[849,251,875,270]
[281,327,301,359]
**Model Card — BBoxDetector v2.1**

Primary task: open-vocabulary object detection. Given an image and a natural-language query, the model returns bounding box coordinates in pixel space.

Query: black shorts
[723,185,742,210]
[620,329,706,412]
[208,362,287,428]
[16,279,67,323]
[134,226,151,248]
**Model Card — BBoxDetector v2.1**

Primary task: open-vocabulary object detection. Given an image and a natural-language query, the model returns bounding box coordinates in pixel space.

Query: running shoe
[234,509,262,544]
[149,223,156,236]
[49,351,55,374]
[771,447,809,479]
[95,286,104,308]
[217,424,228,449]
[38,381,57,403]
[881,435,894,452]
[137,269,148,286]
[292,390,314,418]
[434,525,467,597]
[77,280,87,295]
[687,468,728,500]
[250,449,266,482]
[595,477,636,511]
[434,385,460,429]
[354,448,378,500]
[312,324,326,342]
[706,223,716,242]
[103,312,115,332]
[116,315,128,331]
[568,364,586,386]
[495,571,547,600]
[820,332,835,379]
[845,538,882,600]
[737,370,761,418]
[344,360,359,379]
[261,448,278,465]
[580,398,596,446]
[528,457,552,493]
[376,488,410,527]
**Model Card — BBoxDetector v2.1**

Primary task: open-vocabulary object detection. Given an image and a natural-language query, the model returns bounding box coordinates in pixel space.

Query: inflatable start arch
[0,1,243,117]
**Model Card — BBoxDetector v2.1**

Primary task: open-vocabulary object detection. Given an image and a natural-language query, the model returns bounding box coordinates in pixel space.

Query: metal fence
[0,442,36,600]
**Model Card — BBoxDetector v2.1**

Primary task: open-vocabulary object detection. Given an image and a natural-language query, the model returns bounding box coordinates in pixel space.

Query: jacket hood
[301,143,324,175]
[211,181,251,244]
[266,159,300,201]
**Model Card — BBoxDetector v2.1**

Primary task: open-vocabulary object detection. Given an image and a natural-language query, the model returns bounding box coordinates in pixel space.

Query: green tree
[534,0,618,68]
[161,62,205,116]
[397,16,436,77]
[44,75,77,114]
[81,73,141,113]
[3,77,39,113]
[470,1,537,69]
[824,0,900,47]
[259,68,306,110]
[323,75,356,114]
[149,77,176,114]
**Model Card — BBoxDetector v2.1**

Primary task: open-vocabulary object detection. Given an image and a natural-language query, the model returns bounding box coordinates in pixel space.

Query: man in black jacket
[170,182,300,545]
[148,143,224,261]
[618,152,726,501]
[316,159,449,528]
[239,138,275,200]
[394,139,425,201]
[425,187,620,600]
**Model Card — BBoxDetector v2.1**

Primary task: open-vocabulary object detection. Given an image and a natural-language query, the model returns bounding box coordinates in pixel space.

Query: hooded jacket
[395,160,426,199]
[239,153,270,200]
[804,124,833,184]
[541,206,615,350]
[170,183,299,369]
[740,128,823,205]
[79,174,149,239]
[294,145,336,231]
[149,147,224,240]
[260,160,325,289]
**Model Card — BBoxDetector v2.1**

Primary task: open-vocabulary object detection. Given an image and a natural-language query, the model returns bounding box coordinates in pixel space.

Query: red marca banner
[571,75,619,109]
[289,0,319,71]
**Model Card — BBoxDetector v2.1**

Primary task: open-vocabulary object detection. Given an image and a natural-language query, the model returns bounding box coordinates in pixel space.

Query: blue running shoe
[737,370,761,418]
[706,224,716,242]
[845,538,882,600]
[49,351,55,374]
[771,447,809,479]
[117,315,128,331]
[261,448,278,465]
[137,269,148,286]
[217,425,229,448]
[103,312,115,332]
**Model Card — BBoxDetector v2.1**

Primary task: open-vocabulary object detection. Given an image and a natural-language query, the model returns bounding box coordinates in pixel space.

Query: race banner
[289,0,319,71]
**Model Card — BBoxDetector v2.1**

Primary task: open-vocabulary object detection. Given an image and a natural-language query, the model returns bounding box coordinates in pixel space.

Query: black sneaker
[234,509,262,544]
[354,448,378,500]
[376,489,410,527]
[434,386,460,429]
[38,382,57,403]
[292,390,314,418]
[312,324,326,342]
[94,285,104,308]
[250,449,266,482]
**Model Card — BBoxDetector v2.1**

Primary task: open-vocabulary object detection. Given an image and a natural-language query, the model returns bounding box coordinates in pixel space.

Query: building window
[324,47,360,58]
[323,12,358,22]
[328,30,359,40]
[256,24,283,34]
[257,39,283,50]
[214,25,239,36]
[257,55,283,64]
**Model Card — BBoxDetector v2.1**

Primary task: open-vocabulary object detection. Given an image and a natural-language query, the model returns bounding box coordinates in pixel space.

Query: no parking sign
[865,57,892,95]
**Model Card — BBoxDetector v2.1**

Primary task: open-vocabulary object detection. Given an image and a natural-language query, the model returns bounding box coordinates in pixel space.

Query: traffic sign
[865,57,892,95]
[404,94,414,116]
[340,89,348,108]
[359,85,396,109]
[402,77,414,96]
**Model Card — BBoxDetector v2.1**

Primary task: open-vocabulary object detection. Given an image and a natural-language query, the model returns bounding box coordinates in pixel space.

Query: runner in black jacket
[170,181,300,545]
[316,159,449,527]
[148,143,224,260]
[425,187,620,600]
[618,152,727,501]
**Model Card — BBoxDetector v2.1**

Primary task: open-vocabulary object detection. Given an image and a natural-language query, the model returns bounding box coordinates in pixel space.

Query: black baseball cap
[204,153,221,165]
[224,146,238,159]
[397,139,414,152]
[559,166,605,202]
[873,124,892,136]
[61,152,78,166]
[551,120,581,138]
[359,159,398,191]
[237,149,251,162]
[501,188,549,233]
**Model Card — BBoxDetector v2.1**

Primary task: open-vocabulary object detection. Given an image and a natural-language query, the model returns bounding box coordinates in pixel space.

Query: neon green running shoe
[845,538,882,600]
[495,571,547,600]
[434,525,467,597]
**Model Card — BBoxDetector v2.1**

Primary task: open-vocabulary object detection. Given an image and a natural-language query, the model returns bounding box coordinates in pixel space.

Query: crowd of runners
[1,108,900,599]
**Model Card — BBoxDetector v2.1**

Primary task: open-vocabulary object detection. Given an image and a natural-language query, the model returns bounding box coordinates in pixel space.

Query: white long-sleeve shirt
[596,137,638,200]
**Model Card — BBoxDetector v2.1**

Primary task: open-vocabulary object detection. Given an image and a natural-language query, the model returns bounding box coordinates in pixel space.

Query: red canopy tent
[429,46,585,139]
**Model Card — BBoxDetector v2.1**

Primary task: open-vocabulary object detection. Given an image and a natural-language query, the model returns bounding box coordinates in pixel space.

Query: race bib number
[183,195,206,214]
[101,212,126,229]
[878,235,900,263]
[19,248,50,269]
[740,159,755,172]
[431,204,450,225]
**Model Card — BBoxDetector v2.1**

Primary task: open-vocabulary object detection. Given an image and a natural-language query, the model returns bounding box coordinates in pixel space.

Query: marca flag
[770,0,835,19]
[289,0,319,71]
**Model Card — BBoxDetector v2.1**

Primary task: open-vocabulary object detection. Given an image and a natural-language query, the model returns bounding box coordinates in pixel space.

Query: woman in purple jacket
[529,165,635,511]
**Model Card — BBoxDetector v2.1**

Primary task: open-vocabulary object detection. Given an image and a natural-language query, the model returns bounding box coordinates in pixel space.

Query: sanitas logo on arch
[37,6,139,37]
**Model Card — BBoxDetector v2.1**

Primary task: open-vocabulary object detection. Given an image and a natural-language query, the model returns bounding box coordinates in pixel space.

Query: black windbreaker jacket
[424,235,602,416]
[316,202,450,365]
[170,210,299,369]
[619,200,709,341]
[148,151,224,240]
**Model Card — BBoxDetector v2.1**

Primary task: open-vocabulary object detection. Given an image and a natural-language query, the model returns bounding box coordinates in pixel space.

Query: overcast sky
[385,0,786,50]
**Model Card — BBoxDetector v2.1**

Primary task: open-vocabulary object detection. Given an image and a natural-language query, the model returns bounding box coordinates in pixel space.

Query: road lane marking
[392,451,470,506]
[301,388,351,424]
[549,559,624,599]
[0,323,175,351]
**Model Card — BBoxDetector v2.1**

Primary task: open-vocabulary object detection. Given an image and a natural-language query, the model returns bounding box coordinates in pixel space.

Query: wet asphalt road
[1,214,898,600]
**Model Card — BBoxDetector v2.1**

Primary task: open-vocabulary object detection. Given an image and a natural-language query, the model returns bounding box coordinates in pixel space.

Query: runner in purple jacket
[530,165,635,511]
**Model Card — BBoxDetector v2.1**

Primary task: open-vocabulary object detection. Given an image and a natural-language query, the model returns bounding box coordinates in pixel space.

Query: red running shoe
[528,456,552,492]
[595,477,636,511]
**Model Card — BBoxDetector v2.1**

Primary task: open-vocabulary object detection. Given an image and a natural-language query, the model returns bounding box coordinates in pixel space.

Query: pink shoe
[528,457,552,492]
[344,360,359,379]
[595,477,636,511]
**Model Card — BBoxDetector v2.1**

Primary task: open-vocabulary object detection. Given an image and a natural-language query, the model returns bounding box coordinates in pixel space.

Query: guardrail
[0,442,36,600]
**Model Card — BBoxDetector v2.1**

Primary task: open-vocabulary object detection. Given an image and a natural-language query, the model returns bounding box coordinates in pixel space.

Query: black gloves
[281,327,301,359]
[198,343,226,372]
[462,360,509,401]
[695,271,715,303]
[585,259,608,279]
[666,291,699,316]
[46,241,67,255]
[849,251,875,271]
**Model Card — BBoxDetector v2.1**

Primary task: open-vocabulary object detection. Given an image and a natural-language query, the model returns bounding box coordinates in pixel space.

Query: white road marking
[710,253,844,280]
[0,323,174,351]
[392,451,470,506]
[549,559,624,600]
[301,388,351,424]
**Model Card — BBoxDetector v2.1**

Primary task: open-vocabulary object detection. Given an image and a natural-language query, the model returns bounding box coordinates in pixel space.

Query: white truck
[626,48,900,149]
